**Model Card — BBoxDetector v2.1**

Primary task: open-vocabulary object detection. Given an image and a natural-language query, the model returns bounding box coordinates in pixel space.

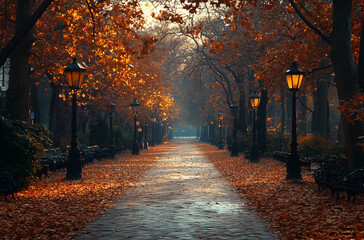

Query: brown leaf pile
[202,144,364,240]
[1,142,363,240]
[0,149,160,240]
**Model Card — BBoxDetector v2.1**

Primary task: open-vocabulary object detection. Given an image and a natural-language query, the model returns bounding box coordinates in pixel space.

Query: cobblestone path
[77,140,278,240]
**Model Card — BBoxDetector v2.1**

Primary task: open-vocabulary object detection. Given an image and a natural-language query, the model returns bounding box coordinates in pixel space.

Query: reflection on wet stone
[77,140,278,240]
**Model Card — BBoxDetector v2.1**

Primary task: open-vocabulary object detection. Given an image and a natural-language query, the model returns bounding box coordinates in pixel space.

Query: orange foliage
[339,93,364,123]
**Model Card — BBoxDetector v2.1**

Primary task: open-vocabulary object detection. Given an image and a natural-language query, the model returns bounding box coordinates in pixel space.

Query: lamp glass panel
[79,71,85,87]
[72,71,81,87]
[286,74,293,89]
[66,72,73,87]
[286,74,303,90]
[250,98,260,109]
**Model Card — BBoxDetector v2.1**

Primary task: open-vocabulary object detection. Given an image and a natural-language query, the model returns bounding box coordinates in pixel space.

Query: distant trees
[156,0,363,169]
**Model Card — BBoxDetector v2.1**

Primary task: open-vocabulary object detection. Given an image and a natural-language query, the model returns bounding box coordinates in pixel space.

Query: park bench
[36,157,49,179]
[273,151,289,162]
[80,146,95,165]
[0,173,17,201]
[272,151,311,170]
[89,145,103,161]
[100,147,110,159]
[346,169,364,202]
[117,145,127,153]
[40,148,68,173]
[313,155,364,201]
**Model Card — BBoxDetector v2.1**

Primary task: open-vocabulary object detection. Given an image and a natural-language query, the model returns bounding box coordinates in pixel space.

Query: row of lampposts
[64,57,303,181]
[130,99,169,155]
[63,57,169,180]
[212,62,304,180]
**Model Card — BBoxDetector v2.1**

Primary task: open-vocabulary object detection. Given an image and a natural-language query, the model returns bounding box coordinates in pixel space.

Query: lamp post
[107,103,115,159]
[209,119,215,145]
[218,112,224,149]
[65,57,86,180]
[230,103,239,157]
[285,62,304,180]
[204,122,209,142]
[130,99,140,155]
[249,92,261,162]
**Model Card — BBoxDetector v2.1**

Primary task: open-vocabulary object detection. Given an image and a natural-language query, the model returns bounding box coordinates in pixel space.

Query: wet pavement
[77,140,278,240]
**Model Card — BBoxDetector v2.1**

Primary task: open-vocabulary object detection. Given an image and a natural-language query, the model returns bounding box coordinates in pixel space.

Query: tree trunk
[298,95,308,136]
[6,0,34,121]
[357,19,364,92]
[311,80,329,138]
[49,82,61,147]
[257,89,268,153]
[280,88,285,150]
[330,0,364,170]
[29,77,40,124]
[238,85,247,133]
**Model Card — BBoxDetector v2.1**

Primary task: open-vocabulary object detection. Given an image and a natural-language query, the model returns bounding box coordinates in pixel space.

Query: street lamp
[130,98,140,155]
[107,103,115,159]
[285,62,304,180]
[230,103,239,157]
[150,113,156,146]
[218,112,224,149]
[65,57,86,180]
[249,92,261,162]
[209,119,215,145]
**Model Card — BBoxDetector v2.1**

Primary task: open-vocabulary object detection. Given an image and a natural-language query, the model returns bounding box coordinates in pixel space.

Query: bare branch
[288,0,331,44]
[0,0,54,67]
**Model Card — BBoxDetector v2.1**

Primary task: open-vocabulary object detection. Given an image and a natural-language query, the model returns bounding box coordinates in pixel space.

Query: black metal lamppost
[65,57,86,180]
[285,62,304,180]
[249,92,261,162]
[209,119,215,145]
[107,103,115,159]
[150,113,156,146]
[218,112,224,149]
[230,103,239,157]
[131,99,140,155]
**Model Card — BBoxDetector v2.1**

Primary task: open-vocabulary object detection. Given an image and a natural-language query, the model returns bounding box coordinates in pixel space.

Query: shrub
[0,118,51,189]
[89,118,109,147]
[78,130,90,146]
[114,127,133,150]
[266,132,290,154]
[297,134,332,157]
[327,143,346,157]
[237,131,252,153]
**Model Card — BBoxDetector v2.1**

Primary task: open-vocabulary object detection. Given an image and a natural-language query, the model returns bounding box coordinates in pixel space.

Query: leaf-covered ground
[0,148,161,240]
[202,144,364,240]
[1,142,363,240]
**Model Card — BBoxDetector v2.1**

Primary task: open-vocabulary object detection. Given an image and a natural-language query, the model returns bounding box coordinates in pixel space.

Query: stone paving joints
[77,140,279,240]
